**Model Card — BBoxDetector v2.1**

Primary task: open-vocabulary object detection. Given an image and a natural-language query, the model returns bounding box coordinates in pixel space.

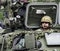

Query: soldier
[36,15,54,32]
[15,15,22,29]
[36,16,54,48]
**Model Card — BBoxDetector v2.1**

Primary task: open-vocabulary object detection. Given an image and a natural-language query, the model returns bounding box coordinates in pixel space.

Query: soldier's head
[41,16,52,29]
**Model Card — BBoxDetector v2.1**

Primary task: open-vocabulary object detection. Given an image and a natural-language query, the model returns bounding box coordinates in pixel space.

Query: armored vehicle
[0,1,60,51]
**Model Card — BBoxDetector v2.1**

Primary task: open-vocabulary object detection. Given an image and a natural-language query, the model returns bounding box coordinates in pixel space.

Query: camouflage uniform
[36,29,54,39]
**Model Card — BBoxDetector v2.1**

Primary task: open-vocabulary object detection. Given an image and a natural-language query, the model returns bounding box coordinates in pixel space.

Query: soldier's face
[41,22,49,29]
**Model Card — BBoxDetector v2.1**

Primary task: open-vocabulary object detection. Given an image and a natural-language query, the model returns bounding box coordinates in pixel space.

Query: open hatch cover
[45,33,60,45]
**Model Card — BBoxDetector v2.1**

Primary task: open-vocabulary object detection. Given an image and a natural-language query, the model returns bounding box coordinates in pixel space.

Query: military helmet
[41,16,52,24]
